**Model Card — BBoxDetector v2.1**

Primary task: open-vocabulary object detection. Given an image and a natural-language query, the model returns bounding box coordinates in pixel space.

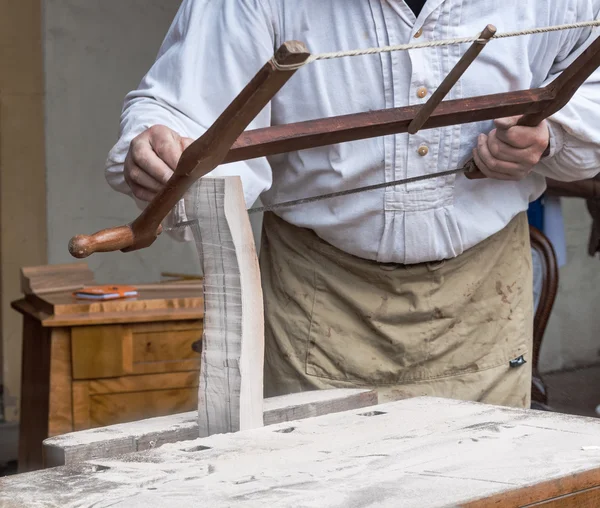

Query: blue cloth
[527,193,567,267]
[527,196,544,231]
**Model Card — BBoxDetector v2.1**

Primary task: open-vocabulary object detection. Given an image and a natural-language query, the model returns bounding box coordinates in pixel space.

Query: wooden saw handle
[68,225,162,259]
[466,31,600,180]
[68,41,311,259]
[464,113,548,180]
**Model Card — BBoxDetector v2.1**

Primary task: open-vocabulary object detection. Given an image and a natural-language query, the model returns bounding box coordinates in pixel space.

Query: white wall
[44,0,202,282]
[539,198,600,373]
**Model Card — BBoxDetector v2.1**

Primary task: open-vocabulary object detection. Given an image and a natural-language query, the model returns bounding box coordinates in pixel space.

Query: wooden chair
[529,225,559,410]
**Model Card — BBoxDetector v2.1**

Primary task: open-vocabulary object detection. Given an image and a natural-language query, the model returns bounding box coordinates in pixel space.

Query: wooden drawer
[71,320,202,380]
[72,371,198,430]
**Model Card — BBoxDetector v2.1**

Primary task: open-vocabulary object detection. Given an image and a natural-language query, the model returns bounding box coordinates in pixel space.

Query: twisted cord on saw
[271,19,600,70]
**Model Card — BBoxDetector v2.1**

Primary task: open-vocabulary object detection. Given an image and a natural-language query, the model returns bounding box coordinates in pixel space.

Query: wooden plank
[71,372,200,435]
[42,388,377,468]
[463,469,600,507]
[11,298,53,323]
[17,314,51,473]
[130,321,202,375]
[71,381,91,431]
[71,325,131,379]
[531,486,600,507]
[262,388,378,426]
[20,263,96,296]
[89,388,197,429]
[160,272,203,281]
[42,308,204,328]
[189,178,265,437]
[47,328,73,436]
[26,287,204,318]
[11,297,204,328]
[87,371,198,396]
[224,88,550,165]
[5,397,600,507]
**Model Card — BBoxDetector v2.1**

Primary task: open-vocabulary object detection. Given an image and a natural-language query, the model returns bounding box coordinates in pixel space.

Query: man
[105,0,600,408]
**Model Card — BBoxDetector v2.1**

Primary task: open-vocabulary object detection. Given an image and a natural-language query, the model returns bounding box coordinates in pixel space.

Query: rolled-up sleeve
[537,3,600,181]
[105,0,276,240]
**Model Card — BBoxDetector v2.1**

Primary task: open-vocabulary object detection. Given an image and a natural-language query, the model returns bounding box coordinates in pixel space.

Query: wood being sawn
[2,397,600,507]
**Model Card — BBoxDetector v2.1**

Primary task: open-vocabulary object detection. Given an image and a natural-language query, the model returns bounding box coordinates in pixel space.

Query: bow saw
[69,21,600,259]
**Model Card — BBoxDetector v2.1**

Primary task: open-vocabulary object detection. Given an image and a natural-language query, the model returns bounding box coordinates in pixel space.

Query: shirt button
[414,28,423,38]
[416,86,428,98]
[418,146,429,156]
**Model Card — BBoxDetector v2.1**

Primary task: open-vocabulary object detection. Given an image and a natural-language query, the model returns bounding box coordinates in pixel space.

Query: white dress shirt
[106,0,600,264]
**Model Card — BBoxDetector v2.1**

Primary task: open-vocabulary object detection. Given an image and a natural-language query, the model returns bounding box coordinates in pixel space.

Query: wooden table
[12,286,204,473]
[1,396,600,507]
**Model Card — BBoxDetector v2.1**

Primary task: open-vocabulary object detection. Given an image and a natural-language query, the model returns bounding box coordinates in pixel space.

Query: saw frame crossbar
[69,24,600,258]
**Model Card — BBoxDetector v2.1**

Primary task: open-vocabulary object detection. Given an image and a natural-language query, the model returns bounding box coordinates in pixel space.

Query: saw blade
[165,166,467,231]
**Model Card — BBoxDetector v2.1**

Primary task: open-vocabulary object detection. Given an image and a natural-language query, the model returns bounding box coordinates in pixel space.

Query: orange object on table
[73,285,138,300]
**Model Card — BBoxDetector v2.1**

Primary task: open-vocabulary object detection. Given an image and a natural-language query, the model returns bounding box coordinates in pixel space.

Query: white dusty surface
[43,388,376,465]
[4,397,600,507]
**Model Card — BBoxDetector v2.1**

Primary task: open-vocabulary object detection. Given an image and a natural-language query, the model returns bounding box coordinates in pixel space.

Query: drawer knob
[191,339,202,354]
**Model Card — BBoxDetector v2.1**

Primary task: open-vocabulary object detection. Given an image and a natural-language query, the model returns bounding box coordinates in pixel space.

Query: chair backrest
[529,225,559,407]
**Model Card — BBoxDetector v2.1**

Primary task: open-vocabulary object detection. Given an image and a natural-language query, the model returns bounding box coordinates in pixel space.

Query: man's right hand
[124,125,194,202]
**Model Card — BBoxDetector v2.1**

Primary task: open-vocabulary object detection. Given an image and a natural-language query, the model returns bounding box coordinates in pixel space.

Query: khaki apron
[260,211,533,409]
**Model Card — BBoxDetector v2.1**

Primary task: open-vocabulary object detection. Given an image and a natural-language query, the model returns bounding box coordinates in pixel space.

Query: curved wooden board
[185,177,264,437]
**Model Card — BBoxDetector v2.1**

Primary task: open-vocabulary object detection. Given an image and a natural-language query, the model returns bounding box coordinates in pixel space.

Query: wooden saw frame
[63,26,600,441]
[69,25,600,259]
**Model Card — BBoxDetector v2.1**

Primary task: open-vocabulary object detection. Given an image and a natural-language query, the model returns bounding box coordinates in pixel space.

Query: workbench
[1,397,599,507]
[12,281,204,473]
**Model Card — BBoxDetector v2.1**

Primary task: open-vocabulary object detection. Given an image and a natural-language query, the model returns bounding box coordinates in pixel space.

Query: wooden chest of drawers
[11,285,204,473]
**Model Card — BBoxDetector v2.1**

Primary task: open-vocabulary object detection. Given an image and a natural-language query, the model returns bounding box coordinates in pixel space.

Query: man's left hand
[472,115,550,181]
